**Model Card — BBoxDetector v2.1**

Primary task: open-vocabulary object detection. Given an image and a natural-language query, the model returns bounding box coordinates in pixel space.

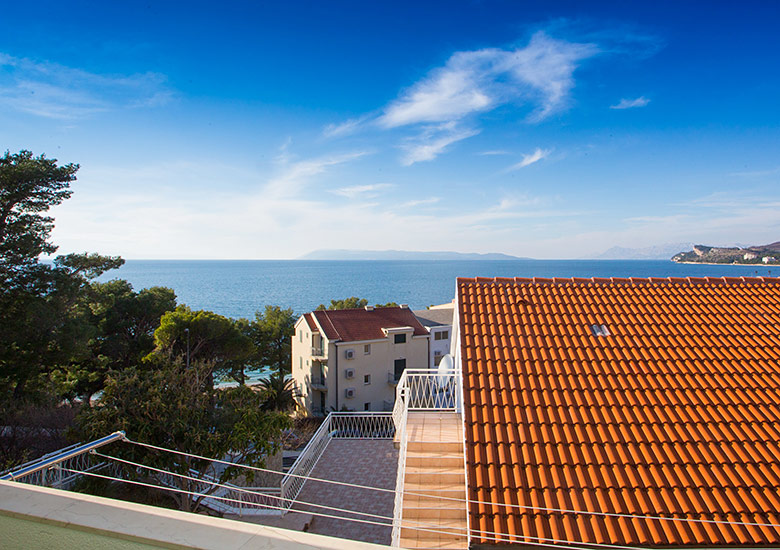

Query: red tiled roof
[311,307,428,342]
[457,276,780,547]
[303,313,318,332]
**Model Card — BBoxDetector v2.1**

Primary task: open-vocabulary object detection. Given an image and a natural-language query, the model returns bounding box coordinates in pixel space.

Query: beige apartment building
[292,306,429,414]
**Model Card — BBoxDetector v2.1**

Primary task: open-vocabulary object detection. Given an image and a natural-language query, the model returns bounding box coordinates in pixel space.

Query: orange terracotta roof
[311,306,428,342]
[457,276,780,547]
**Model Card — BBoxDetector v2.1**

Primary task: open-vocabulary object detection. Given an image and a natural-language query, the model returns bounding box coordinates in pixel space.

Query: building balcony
[310,376,327,391]
[387,372,399,386]
[311,346,327,359]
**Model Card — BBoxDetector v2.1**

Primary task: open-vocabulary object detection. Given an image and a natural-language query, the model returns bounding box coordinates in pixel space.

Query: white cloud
[266,150,370,197]
[379,31,598,129]
[331,183,394,199]
[0,52,172,119]
[610,96,650,110]
[506,148,551,170]
[478,150,510,156]
[400,124,480,166]
[401,197,440,208]
[322,115,372,138]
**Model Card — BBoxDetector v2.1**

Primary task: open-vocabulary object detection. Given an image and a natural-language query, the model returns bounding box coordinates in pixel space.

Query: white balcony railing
[390,368,461,547]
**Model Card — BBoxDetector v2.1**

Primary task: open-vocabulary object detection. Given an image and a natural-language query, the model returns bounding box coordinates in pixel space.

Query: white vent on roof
[591,324,610,337]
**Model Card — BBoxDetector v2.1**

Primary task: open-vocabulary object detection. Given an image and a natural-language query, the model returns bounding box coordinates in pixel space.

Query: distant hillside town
[672,241,780,264]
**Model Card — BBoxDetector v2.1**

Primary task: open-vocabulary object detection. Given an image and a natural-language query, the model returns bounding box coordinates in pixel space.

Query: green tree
[78,357,290,513]
[251,305,295,374]
[0,150,78,291]
[54,280,177,405]
[316,297,368,310]
[150,306,255,386]
[315,297,400,311]
[0,253,123,400]
[257,372,299,412]
[0,150,126,401]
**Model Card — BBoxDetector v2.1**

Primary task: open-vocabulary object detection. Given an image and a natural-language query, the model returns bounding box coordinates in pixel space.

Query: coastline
[672,260,776,267]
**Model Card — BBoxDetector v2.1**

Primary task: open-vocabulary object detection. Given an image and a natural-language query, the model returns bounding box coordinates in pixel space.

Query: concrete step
[405,471,465,485]
[406,451,462,468]
[400,518,468,541]
[403,479,466,495]
[403,506,467,520]
[407,441,462,453]
[402,493,465,509]
[398,537,468,550]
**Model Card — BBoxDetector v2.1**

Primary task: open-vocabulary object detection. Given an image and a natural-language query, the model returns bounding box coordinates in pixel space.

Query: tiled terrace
[291,439,398,545]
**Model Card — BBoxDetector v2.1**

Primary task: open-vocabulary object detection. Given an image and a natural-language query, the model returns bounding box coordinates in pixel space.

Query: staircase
[398,412,468,550]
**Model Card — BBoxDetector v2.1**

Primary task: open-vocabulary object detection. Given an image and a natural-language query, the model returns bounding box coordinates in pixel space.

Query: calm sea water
[97,260,777,319]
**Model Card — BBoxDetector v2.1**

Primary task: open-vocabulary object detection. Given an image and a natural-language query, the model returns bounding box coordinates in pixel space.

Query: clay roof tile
[458,276,780,547]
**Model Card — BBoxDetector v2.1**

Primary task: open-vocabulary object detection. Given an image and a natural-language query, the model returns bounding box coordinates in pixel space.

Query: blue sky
[1,0,779,259]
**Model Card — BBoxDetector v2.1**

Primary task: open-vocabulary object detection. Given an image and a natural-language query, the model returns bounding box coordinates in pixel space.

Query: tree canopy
[250,305,296,374]
[78,358,290,512]
[0,150,78,291]
[150,306,255,385]
[316,297,400,310]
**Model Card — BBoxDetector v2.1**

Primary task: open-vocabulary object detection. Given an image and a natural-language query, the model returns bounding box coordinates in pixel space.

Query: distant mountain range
[672,242,780,264]
[299,249,525,261]
[594,243,696,260]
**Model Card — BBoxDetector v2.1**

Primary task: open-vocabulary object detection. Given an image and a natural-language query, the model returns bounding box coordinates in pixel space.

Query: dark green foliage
[250,305,296,374]
[150,305,255,386]
[53,280,177,405]
[0,150,77,291]
[257,372,299,412]
[315,297,400,310]
[316,296,368,310]
[78,358,290,512]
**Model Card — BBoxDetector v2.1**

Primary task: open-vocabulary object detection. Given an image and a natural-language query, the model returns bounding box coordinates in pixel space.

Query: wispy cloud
[331,183,393,199]
[379,31,598,129]
[401,197,440,208]
[266,150,370,197]
[478,150,511,156]
[322,115,372,138]
[0,52,172,119]
[400,123,480,166]
[322,31,598,165]
[506,148,551,171]
[610,96,650,110]
[728,166,780,178]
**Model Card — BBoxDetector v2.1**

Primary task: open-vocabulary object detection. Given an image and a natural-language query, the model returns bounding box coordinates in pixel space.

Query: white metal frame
[390,368,462,547]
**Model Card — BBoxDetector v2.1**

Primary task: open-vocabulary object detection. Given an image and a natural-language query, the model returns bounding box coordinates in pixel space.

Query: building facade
[292,306,430,414]
[412,301,454,368]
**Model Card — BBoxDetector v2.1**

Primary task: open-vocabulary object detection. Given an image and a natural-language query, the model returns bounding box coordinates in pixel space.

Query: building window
[394,333,406,344]
[299,357,302,370]
[364,374,371,385]
[394,358,406,380]
[299,330,302,343]
[434,355,444,366]
[364,344,371,355]
[434,330,449,341]
[364,402,371,411]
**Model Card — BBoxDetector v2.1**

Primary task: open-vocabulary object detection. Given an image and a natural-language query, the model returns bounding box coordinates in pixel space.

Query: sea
[97,259,777,320]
